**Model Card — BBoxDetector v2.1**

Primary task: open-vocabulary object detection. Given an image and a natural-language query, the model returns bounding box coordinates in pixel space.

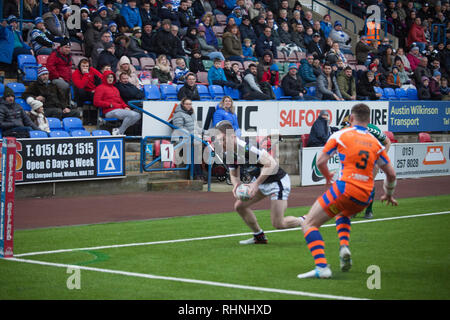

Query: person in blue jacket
[212,95,241,137]
[208,58,240,89]
[120,0,142,31]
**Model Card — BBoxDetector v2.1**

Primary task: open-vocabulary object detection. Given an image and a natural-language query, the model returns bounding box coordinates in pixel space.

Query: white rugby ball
[236,184,251,201]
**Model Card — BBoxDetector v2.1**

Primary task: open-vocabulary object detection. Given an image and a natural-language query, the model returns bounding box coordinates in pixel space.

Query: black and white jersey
[225,138,286,184]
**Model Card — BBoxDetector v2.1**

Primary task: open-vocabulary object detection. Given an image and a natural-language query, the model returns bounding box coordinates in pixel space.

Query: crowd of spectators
[0,0,449,136]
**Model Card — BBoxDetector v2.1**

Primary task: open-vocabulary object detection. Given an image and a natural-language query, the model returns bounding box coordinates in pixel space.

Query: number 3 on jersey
[356,150,369,170]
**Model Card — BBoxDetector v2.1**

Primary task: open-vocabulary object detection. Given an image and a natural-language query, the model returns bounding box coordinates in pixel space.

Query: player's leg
[297,200,333,279]
[235,191,269,244]
[270,200,302,229]
[335,214,352,271]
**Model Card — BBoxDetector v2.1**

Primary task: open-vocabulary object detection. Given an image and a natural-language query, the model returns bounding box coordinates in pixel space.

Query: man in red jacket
[93,70,141,135]
[407,17,428,53]
[47,38,74,111]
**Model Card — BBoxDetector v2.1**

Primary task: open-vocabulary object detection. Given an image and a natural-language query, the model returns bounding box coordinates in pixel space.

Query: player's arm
[377,151,398,206]
[248,149,279,197]
[383,136,391,152]
[230,166,241,199]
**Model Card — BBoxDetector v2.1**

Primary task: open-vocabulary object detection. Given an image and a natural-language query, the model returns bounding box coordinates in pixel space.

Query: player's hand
[247,182,259,198]
[232,183,240,199]
[380,194,398,206]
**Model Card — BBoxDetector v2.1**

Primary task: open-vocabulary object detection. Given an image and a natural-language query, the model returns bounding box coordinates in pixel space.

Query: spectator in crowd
[307,32,325,61]
[261,63,280,88]
[239,15,257,45]
[277,20,303,56]
[160,0,180,27]
[128,26,155,59]
[43,2,68,41]
[183,26,200,55]
[242,38,258,61]
[46,38,72,104]
[312,20,325,39]
[240,63,274,100]
[307,110,335,147]
[301,10,314,30]
[407,17,428,52]
[329,21,352,54]
[291,23,306,52]
[173,58,190,84]
[72,58,103,110]
[256,51,275,82]
[429,70,443,100]
[84,16,107,58]
[255,26,278,58]
[386,65,402,89]
[381,46,396,71]
[248,2,265,21]
[0,86,39,138]
[303,26,314,47]
[91,31,113,68]
[406,46,421,71]
[120,0,142,32]
[289,10,303,32]
[316,63,343,100]
[320,14,333,39]
[172,97,205,181]
[115,72,145,104]
[170,22,188,58]
[197,24,225,60]
[418,76,432,100]
[97,41,119,73]
[440,77,450,100]
[387,10,407,49]
[178,0,196,33]
[208,58,240,88]
[299,54,317,87]
[23,66,79,119]
[94,70,141,135]
[224,60,242,86]
[29,17,55,56]
[28,97,50,134]
[326,42,347,65]
[355,35,373,65]
[140,0,160,28]
[253,14,268,39]
[152,54,173,84]
[281,63,311,100]
[356,71,382,100]
[396,47,412,72]
[153,19,179,60]
[0,15,33,72]
[337,66,357,101]
[212,95,241,136]
[414,57,432,84]
[393,57,413,87]
[221,24,245,63]
[188,48,207,73]
[199,12,219,49]
[116,55,141,89]
[312,56,322,77]
[140,22,155,53]
[177,73,200,100]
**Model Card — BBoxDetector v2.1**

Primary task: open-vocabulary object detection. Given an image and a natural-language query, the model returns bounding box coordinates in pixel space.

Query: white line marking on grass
[14,211,450,258]
[5,257,368,300]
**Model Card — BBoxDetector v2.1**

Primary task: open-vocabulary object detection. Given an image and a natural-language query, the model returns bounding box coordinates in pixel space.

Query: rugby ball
[236,184,251,201]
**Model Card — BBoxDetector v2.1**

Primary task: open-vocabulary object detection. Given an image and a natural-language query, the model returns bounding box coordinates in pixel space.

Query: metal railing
[128,100,214,192]
[311,0,357,34]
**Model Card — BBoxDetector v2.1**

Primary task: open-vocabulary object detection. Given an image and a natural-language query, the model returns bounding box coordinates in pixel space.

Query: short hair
[351,103,371,123]
[323,62,332,69]
[248,63,257,69]
[213,58,222,64]
[344,66,352,71]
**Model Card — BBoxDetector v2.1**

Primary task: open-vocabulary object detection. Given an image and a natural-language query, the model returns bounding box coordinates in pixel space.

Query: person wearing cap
[386,65,402,89]
[429,70,443,100]
[307,110,336,147]
[281,63,313,100]
[128,26,155,59]
[84,16,107,57]
[261,63,280,88]
[43,2,69,41]
[307,32,325,61]
[29,17,55,56]
[239,15,257,44]
[120,0,142,31]
[0,15,33,69]
[152,19,179,59]
[28,95,51,134]
[329,20,352,54]
[96,5,112,26]
[406,45,422,71]
[0,86,40,138]
[355,35,375,65]
[97,41,119,73]
[418,76,432,100]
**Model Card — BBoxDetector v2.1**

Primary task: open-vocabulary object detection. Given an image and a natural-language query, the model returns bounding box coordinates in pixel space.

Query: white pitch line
[5,257,368,300]
[14,210,450,258]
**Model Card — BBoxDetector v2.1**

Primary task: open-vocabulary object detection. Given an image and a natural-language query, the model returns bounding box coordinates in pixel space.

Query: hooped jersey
[322,125,390,197]
[367,123,387,145]
[226,138,286,184]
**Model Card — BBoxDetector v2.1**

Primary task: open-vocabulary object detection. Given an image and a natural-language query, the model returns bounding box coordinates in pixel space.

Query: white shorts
[255,174,291,201]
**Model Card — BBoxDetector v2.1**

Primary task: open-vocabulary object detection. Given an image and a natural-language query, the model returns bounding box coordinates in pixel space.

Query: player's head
[214,120,236,151]
[350,103,370,126]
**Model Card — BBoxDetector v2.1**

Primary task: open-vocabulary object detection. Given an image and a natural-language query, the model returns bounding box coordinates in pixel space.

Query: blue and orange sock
[304,227,327,268]
[336,216,351,247]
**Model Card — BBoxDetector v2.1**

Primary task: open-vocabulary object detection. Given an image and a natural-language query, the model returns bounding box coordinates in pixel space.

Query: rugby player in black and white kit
[213,121,303,244]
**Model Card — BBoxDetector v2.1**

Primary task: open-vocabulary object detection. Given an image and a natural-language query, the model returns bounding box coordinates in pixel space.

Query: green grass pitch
[0,195,449,300]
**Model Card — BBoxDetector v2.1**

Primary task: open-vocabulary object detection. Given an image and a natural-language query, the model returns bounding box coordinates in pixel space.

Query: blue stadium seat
[209,85,225,100]
[70,129,91,137]
[383,87,398,100]
[223,86,240,100]
[49,130,70,137]
[98,108,119,123]
[159,84,178,100]
[17,54,39,82]
[0,83,4,96]
[6,82,26,97]
[63,117,84,132]
[176,84,184,92]
[407,88,418,100]
[91,129,111,136]
[29,130,49,138]
[395,88,408,100]
[272,86,290,100]
[47,117,64,131]
[15,98,31,111]
[306,86,316,96]
[144,84,161,100]
[374,87,387,100]
[197,84,212,100]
